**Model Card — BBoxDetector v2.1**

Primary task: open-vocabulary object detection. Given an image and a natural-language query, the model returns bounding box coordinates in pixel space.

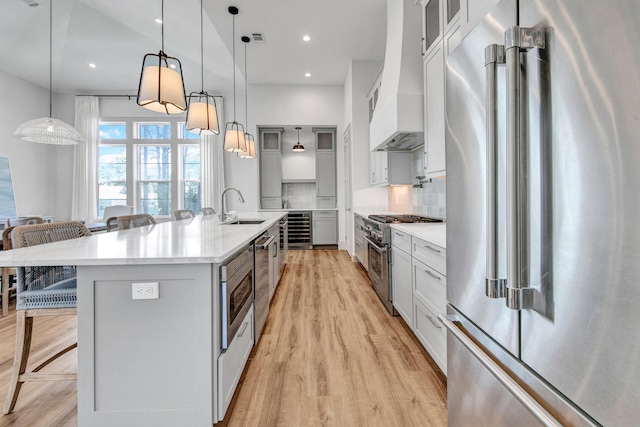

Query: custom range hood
[370,0,424,152]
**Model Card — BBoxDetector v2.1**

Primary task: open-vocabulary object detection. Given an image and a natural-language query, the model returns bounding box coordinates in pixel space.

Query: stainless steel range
[363,214,443,314]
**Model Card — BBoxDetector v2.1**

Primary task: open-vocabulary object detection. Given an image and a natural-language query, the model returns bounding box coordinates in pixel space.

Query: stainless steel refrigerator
[443,0,640,425]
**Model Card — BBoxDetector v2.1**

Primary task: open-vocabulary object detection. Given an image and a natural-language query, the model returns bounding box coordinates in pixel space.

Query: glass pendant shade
[137,52,187,114]
[186,93,220,135]
[224,121,247,152]
[238,133,256,158]
[14,117,84,145]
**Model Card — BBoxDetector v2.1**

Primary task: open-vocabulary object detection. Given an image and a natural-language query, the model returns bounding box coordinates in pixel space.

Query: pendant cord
[244,40,248,131]
[161,0,165,52]
[232,13,236,122]
[49,0,52,118]
[200,0,204,91]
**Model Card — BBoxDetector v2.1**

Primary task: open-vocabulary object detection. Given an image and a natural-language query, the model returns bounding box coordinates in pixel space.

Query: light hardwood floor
[0,249,447,427]
[0,307,77,427]
[222,249,447,426]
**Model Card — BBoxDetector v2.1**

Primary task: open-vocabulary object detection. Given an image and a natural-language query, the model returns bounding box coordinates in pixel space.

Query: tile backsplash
[282,183,316,209]
[388,177,446,219]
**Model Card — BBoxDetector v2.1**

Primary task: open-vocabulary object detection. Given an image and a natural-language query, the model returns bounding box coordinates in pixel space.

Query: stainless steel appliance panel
[444,306,594,427]
[279,216,288,275]
[445,0,519,355]
[365,236,392,313]
[516,1,640,425]
[221,245,254,350]
[254,234,273,341]
[287,211,312,249]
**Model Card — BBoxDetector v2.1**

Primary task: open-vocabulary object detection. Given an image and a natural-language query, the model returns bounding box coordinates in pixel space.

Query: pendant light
[238,36,256,158]
[186,0,219,134]
[14,0,84,145]
[293,127,305,152]
[223,6,247,153]
[137,0,187,114]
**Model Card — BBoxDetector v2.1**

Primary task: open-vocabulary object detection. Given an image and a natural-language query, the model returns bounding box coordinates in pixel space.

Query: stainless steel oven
[364,235,393,314]
[221,244,254,350]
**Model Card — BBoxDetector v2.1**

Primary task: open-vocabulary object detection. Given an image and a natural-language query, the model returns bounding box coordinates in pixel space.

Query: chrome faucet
[219,187,245,222]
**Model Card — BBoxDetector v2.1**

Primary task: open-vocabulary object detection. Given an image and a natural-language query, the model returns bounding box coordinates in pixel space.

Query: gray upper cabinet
[260,128,284,209]
[314,128,336,208]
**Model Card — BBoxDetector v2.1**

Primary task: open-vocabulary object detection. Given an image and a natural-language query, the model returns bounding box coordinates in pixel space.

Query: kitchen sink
[223,219,266,225]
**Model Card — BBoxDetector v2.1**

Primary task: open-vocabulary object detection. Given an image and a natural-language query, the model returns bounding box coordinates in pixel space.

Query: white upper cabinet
[424,42,446,177]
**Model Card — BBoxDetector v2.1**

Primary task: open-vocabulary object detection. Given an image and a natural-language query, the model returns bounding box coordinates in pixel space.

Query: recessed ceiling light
[305,72,311,77]
[89,63,96,68]
[303,35,311,42]
[154,18,162,24]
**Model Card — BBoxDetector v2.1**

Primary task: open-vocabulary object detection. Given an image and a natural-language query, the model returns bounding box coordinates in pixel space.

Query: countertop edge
[0,212,286,267]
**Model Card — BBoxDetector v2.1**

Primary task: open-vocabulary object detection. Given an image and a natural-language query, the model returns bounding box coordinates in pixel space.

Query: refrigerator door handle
[504,26,545,310]
[440,313,563,427]
[484,44,506,299]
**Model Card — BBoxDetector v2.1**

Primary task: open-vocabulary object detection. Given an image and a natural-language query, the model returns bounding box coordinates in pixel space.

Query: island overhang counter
[0,211,286,427]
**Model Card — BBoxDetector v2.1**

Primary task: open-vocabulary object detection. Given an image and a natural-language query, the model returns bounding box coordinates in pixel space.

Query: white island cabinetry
[0,212,286,427]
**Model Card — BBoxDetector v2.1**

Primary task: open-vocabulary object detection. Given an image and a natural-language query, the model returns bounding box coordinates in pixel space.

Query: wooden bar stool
[3,221,91,414]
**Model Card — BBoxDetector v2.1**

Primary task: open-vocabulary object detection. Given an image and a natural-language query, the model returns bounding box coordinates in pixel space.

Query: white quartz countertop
[391,223,447,249]
[0,212,285,267]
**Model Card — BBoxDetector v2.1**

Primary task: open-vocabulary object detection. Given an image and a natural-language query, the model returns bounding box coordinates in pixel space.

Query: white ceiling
[0,0,387,97]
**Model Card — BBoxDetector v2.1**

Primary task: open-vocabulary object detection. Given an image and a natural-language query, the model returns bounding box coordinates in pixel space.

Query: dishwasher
[253,232,274,341]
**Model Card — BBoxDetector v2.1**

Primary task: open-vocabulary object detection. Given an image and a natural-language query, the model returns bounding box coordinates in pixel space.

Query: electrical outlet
[132,282,159,300]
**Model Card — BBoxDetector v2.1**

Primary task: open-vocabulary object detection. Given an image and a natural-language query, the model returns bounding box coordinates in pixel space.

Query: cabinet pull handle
[394,232,404,237]
[238,321,249,337]
[422,244,441,253]
[425,269,441,280]
[424,311,442,329]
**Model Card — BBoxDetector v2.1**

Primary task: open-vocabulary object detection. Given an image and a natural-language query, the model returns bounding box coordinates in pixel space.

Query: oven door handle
[364,236,387,253]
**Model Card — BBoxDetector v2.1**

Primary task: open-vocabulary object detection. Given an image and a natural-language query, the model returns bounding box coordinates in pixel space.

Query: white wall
[0,69,62,219]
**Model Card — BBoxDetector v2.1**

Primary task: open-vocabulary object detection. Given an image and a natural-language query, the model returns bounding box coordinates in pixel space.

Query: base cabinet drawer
[391,229,412,254]
[412,237,446,275]
[218,305,254,421]
[413,257,446,316]
[414,298,447,375]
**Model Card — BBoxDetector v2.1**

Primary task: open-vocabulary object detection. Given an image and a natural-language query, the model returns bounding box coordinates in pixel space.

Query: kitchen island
[0,211,286,427]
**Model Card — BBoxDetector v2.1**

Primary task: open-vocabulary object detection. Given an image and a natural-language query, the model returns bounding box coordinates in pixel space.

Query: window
[98,145,127,218]
[138,145,171,216]
[181,145,201,213]
[97,119,201,219]
[98,122,127,219]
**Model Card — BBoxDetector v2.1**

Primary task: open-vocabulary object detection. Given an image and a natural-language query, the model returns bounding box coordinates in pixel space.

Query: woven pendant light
[14,0,84,145]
